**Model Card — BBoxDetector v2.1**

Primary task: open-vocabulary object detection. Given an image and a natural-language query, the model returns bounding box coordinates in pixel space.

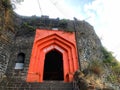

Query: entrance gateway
[27,29,79,82]
[43,50,63,80]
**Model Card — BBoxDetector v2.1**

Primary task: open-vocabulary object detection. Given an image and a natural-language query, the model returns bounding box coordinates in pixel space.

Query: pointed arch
[15,53,25,70]
[27,29,79,82]
[43,49,64,80]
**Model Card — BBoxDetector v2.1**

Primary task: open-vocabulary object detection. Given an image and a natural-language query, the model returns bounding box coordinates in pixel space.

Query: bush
[107,74,118,83]
[101,47,115,64]
[2,0,12,9]
[59,19,68,29]
[22,22,35,31]
[88,60,103,76]
[112,62,120,75]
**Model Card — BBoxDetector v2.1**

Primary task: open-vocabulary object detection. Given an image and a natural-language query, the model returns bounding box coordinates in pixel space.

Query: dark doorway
[43,49,64,80]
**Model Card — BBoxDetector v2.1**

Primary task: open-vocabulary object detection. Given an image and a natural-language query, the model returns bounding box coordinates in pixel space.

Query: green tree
[101,47,115,63]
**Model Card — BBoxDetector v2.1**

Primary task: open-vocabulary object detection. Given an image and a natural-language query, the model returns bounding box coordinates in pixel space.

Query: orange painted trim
[27,29,79,82]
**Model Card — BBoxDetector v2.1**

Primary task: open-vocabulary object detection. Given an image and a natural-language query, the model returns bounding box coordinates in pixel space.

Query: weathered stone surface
[0,0,15,79]
[0,13,114,89]
[13,15,104,70]
[73,70,116,90]
[0,1,119,89]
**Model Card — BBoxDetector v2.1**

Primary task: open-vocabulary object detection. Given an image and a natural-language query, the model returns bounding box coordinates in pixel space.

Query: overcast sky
[13,0,120,62]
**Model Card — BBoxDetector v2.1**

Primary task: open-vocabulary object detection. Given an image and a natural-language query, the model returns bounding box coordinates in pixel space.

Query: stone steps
[0,80,73,90]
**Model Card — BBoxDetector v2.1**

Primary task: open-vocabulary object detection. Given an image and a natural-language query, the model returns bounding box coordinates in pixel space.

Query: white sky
[13,0,120,62]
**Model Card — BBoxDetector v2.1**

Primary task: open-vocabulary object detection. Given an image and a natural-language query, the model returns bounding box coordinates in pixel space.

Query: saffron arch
[27,29,79,82]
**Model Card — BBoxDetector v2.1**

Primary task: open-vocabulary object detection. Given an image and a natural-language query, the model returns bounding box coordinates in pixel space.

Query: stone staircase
[0,80,73,90]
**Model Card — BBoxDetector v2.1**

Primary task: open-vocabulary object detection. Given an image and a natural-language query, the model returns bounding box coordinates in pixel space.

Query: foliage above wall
[101,47,120,83]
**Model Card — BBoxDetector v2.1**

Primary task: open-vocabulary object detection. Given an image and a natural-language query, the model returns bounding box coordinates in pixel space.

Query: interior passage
[43,50,64,80]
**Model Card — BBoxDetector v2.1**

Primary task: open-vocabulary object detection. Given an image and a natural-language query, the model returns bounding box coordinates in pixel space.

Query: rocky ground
[74,70,120,90]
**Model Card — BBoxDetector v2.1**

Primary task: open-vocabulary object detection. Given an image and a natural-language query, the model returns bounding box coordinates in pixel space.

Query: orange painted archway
[27,29,79,82]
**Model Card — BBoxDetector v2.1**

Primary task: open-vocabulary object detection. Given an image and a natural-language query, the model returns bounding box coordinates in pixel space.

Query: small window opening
[15,53,25,70]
